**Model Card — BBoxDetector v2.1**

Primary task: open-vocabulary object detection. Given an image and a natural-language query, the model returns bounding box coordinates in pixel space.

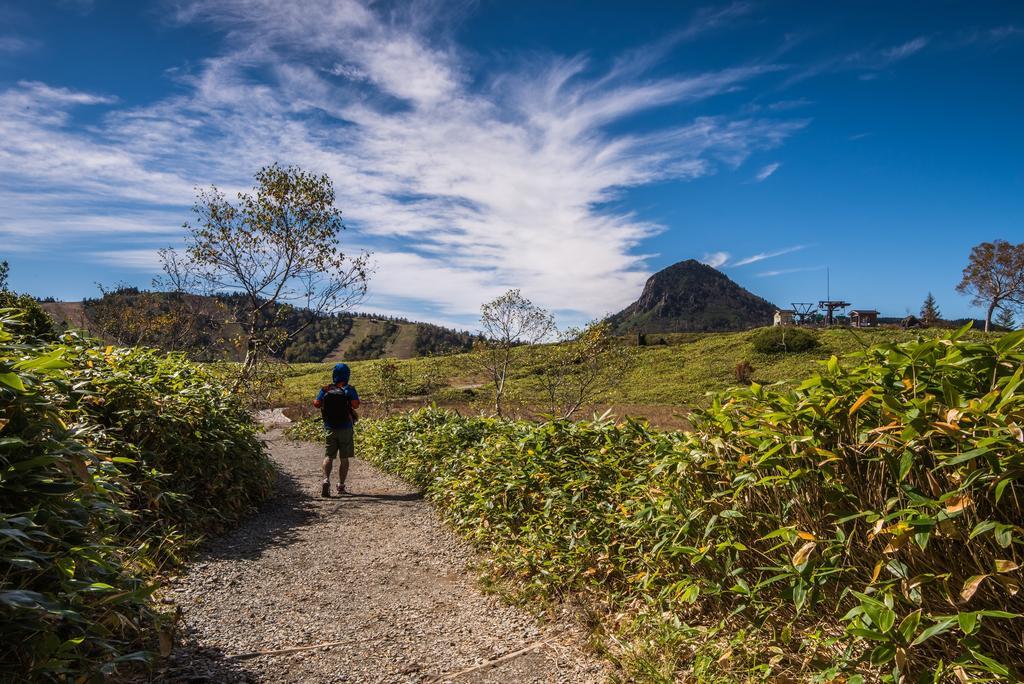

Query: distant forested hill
[41,289,477,363]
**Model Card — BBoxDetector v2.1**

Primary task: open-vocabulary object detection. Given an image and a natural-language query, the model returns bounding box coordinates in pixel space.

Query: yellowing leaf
[105,345,113,355]
[0,418,7,433]
[944,495,973,513]
[1010,424,1024,442]
[961,574,988,602]
[995,559,1019,573]
[791,541,816,567]
[871,560,883,583]
[796,531,816,541]
[69,455,91,482]
[868,518,885,541]
[849,389,873,416]
[883,533,911,554]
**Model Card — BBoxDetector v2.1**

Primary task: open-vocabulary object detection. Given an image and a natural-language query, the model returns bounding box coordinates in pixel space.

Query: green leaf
[898,609,921,643]
[869,643,897,665]
[0,372,25,391]
[898,450,913,481]
[877,607,897,634]
[959,611,978,635]
[910,617,957,646]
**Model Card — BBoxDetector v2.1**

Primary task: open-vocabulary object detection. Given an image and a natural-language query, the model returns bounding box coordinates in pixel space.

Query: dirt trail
[160,427,607,683]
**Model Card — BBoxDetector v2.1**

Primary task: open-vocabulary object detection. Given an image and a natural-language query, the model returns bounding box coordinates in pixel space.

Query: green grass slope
[273,327,980,413]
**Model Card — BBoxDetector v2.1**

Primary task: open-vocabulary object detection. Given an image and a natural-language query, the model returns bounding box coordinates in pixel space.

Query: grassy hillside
[273,327,983,418]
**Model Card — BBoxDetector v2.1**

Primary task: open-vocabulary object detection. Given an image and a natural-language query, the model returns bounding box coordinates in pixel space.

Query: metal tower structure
[819,299,851,326]
[791,302,817,325]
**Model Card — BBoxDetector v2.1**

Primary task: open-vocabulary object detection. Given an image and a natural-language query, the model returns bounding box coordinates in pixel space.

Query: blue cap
[332,363,350,384]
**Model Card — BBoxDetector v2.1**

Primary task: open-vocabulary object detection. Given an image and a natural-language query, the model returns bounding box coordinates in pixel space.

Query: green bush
[0,308,274,680]
[750,326,820,354]
[0,291,55,340]
[329,328,1024,681]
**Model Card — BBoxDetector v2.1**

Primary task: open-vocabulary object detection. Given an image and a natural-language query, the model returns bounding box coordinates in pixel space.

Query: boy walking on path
[313,363,360,497]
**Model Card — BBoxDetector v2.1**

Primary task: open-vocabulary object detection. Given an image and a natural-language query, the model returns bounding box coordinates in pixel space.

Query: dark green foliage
[996,306,1016,331]
[73,289,471,363]
[414,323,475,356]
[346,320,399,360]
[0,306,273,680]
[280,308,354,362]
[320,328,1024,680]
[609,259,777,333]
[0,290,55,340]
[920,292,941,326]
[750,326,820,354]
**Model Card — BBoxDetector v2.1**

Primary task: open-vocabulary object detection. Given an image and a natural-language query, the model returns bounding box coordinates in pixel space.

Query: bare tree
[474,289,555,417]
[539,321,636,419]
[956,240,1024,332]
[159,164,369,379]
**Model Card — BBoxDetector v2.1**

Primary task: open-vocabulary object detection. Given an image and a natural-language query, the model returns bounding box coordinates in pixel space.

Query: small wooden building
[850,309,880,328]
[774,309,796,326]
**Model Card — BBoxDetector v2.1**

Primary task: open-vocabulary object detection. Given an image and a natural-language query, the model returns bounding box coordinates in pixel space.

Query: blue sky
[1,0,1022,328]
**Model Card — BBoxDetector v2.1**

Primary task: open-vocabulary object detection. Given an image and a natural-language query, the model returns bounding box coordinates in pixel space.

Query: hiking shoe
[335,484,346,496]
[321,480,331,498]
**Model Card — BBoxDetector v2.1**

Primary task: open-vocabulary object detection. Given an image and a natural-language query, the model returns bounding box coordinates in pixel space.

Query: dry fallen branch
[428,639,551,682]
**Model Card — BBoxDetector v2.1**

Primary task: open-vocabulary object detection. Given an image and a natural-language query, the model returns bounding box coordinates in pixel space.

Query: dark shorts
[324,427,354,460]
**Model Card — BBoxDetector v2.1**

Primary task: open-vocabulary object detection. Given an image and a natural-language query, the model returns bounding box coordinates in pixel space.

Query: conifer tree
[919,292,941,326]
[995,306,1016,330]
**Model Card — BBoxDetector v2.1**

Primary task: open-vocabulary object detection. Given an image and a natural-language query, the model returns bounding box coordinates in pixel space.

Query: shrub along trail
[161,425,607,683]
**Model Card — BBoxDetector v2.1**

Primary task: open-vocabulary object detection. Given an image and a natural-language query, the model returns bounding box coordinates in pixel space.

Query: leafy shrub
[751,326,820,354]
[286,415,326,443]
[0,290,55,340]
[323,328,1024,680]
[0,309,274,680]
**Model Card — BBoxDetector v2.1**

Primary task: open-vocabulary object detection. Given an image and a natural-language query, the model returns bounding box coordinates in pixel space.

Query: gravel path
[159,428,608,683]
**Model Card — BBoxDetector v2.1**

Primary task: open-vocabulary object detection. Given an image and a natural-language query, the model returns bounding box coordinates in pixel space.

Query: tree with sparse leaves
[919,292,941,326]
[539,321,636,419]
[159,164,369,379]
[370,358,406,416]
[0,259,8,291]
[995,306,1016,331]
[956,239,1024,332]
[473,289,555,417]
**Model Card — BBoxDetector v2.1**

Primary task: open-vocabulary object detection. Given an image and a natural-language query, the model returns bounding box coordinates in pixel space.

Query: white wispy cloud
[89,249,165,270]
[757,265,825,277]
[0,0,808,324]
[732,244,805,266]
[754,162,780,182]
[0,36,38,53]
[701,252,731,268]
[784,35,931,87]
[882,36,929,61]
